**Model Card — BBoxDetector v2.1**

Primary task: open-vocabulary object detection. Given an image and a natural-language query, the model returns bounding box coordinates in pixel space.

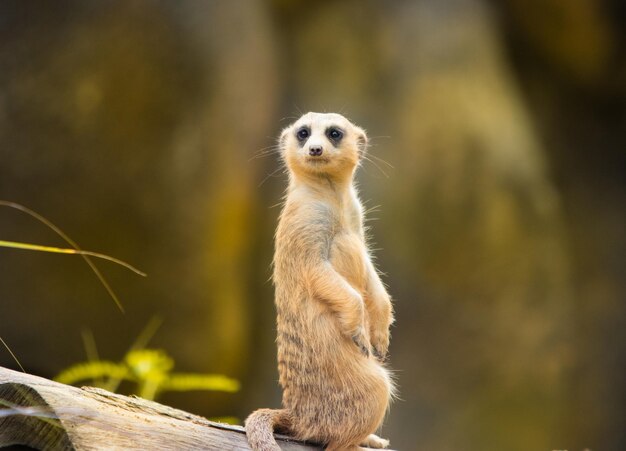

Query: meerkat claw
[352,334,370,357]
[372,347,385,361]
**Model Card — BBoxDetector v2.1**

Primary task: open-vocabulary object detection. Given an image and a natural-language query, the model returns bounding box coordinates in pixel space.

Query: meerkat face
[280,112,368,180]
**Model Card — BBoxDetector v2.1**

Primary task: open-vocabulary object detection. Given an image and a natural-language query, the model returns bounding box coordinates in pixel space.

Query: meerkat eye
[326,127,343,142]
[296,127,310,141]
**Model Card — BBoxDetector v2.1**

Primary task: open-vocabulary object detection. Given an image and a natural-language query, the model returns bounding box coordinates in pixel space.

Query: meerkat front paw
[368,295,393,360]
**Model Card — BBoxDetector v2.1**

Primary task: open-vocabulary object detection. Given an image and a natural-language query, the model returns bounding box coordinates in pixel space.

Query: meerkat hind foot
[360,433,389,449]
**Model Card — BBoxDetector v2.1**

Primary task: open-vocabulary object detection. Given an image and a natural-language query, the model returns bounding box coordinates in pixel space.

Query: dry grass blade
[0,200,147,313]
[0,240,146,276]
[0,336,25,372]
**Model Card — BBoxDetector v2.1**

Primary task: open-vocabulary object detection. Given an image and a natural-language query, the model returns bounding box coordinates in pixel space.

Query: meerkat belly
[329,232,368,292]
[280,325,391,442]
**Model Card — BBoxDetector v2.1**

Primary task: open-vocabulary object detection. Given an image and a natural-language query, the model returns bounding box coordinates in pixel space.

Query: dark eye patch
[326,127,344,143]
[296,126,310,143]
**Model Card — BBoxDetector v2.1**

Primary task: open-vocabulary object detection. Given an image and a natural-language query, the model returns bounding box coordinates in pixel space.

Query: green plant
[55,348,240,402]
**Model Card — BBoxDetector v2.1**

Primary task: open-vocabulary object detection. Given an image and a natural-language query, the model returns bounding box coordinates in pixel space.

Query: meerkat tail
[245,408,291,451]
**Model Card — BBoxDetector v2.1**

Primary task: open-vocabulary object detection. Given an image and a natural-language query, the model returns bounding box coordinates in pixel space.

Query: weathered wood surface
[0,366,328,450]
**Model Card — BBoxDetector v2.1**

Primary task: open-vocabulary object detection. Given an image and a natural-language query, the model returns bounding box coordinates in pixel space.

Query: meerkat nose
[309,145,323,156]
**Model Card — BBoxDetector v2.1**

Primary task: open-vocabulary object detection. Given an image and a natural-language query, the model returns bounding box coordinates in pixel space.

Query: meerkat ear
[355,127,369,155]
[278,127,290,151]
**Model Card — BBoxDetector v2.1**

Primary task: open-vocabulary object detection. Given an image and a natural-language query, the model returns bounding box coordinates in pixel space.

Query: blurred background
[1,1,625,450]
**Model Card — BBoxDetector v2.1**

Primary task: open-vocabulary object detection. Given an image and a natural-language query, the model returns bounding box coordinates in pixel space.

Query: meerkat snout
[309,145,323,156]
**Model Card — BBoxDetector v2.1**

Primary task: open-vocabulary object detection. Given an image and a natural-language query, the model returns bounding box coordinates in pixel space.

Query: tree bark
[0,366,338,450]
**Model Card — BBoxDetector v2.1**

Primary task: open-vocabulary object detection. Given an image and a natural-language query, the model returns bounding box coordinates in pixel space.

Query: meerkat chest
[329,203,368,290]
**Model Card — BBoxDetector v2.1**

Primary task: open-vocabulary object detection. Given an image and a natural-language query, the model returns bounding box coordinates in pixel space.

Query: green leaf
[162,373,240,393]
[54,361,129,385]
[125,349,174,380]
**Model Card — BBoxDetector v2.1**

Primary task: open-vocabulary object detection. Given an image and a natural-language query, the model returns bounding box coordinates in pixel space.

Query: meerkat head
[279,112,368,181]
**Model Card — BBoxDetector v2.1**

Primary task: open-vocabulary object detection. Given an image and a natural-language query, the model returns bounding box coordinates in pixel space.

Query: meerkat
[245,112,395,451]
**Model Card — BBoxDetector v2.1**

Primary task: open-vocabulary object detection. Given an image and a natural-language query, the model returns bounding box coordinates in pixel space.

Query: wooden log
[0,366,332,450]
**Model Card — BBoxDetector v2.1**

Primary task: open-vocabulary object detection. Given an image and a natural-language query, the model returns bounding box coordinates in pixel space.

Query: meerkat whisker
[368,152,394,168]
[258,166,287,188]
[361,154,389,178]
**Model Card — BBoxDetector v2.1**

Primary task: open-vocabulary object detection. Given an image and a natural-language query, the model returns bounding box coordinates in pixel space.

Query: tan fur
[245,113,395,451]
